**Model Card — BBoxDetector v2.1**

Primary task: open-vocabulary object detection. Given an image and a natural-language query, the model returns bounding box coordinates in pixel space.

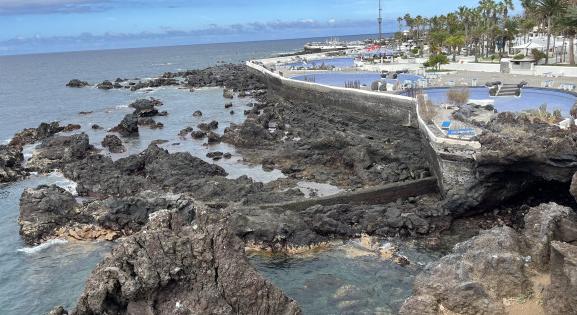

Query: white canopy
[512,41,544,50]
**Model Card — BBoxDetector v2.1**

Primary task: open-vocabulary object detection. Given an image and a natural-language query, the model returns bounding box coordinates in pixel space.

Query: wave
[115,104,129,109]
[17,239,68,254]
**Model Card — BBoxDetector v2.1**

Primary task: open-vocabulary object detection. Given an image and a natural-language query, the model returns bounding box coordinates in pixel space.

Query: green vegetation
[397,0,577,65]
[447,87,470,106]
[424,54,449,70]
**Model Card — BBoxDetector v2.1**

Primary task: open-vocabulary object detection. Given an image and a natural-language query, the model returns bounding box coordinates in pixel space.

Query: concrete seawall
[259,177,438,212]
[247,61,417,126]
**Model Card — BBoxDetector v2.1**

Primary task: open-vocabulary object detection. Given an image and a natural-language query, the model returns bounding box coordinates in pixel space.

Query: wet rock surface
[101,134,126,153]
[19,185,78,245]
[0,144,26,183]
[66,210,301,315]
[232,195,445,250]
[110,114,139,137]
[27,133,96,173]
[66,79,89,88]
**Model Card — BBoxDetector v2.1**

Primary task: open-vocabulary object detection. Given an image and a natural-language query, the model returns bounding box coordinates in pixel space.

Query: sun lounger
[560,83,576,91]
[447,128,476,139]
[441,121,451,130]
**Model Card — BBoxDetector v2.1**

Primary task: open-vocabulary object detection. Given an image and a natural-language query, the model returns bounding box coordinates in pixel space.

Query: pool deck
[425,70,577,90]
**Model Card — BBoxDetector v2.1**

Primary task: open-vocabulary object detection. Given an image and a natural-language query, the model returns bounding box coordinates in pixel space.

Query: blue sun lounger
[441,121,451,130]
[447,128,476,138]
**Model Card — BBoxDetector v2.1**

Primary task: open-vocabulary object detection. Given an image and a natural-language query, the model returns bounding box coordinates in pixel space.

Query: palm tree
[534,0,568,64]
[559,5,577,65]
[397,17,404,32]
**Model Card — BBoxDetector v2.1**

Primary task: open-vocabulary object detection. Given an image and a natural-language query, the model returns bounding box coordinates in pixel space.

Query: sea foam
[17,239,68,254]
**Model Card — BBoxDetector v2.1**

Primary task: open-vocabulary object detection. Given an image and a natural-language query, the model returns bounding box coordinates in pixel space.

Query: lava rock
[27,133,95,172]
[96,80,114,90]
[101,135,126,153]
[193,110,203,117]
[110,114,139,137]
[206,131,221,144]
[197,121,218,131]
[66,79,89,88]
[0,145,26,183]
[19,185,78,245]
[207,151,224,160]
[225,102,233,109]
[66,210,302,315]
[191,131,207,139]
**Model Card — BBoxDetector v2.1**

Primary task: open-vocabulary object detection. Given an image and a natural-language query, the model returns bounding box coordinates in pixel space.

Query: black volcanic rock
[96,80,114,90]
[18,185,78,245]
[66,79,89,88]
[111,114,139,137]
[66,210,301,315]
[101,134,126,153]
[0,145,26,183]
[27,133,95,173]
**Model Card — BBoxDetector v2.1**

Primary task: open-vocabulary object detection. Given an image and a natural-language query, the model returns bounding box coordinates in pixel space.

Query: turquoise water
[250,240,441,314]
[424,87,577,116]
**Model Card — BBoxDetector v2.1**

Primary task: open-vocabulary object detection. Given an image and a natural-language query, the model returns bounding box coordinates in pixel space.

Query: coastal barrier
[246,61,416,125]
[258,177,438,211]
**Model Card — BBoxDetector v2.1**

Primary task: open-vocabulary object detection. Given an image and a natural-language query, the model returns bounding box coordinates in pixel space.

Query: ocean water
[0,36,436,315]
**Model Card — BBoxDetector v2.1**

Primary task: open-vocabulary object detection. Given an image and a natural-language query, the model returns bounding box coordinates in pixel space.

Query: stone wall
[247,61,417,126]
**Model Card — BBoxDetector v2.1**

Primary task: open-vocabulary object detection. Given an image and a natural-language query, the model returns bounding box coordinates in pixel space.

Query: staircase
[495,84,521,97]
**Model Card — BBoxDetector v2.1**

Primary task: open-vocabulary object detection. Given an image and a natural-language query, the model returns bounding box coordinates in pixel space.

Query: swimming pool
[424,87,577,116]
[284,57,355,69]
[292,72,422,87]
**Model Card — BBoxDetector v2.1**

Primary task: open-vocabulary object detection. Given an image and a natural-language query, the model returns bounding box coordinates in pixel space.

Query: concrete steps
[496,84,521,97]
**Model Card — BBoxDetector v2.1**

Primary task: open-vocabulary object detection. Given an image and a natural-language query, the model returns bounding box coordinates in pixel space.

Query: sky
[0,0,522,55]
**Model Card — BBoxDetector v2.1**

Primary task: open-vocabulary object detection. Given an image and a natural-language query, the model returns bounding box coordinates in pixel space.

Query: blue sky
[0,0,522,55]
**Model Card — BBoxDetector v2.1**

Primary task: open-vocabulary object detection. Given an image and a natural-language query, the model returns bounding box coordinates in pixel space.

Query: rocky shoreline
[3,63,576,314]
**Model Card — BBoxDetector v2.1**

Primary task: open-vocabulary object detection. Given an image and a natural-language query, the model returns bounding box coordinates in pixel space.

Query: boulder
[206,131,221,144]
[197,121,218,131]
[400,226,530,315]
[111,114,139,137]
[178,127,194,137]
[68,210,302,315]
[0,145,26,183]
[223,121,273,148]
[137,117,164,129]
[101,135,126,153]
[523,202,577,270]
[129,98,163,117]
[19,185,78,245]
[193,110,203,117]
[191,131,207,139]
[96,80,114,90]
[66,79,89,88]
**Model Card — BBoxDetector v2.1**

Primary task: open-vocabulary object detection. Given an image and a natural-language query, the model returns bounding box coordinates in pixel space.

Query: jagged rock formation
[232,195,445,250]
[18,183,196,245]
[27,133,95,173]
[399,202,577,315]
[101,134,126,153]
[63,210,301,315]
[110,114,139,137]
[442,112,577,214]
[0,144,26,183]
[19,185,78,245]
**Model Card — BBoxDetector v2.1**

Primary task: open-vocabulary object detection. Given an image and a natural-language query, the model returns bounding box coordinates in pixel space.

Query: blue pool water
[424,87,577,116]
[292,72,422,88]
[284,57,354,69]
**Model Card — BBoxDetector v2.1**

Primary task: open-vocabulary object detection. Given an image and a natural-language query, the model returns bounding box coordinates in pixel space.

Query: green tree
[447,34,466,61]
[424,54,450,70]
[534,0,568,64]
[559,5,577,65]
